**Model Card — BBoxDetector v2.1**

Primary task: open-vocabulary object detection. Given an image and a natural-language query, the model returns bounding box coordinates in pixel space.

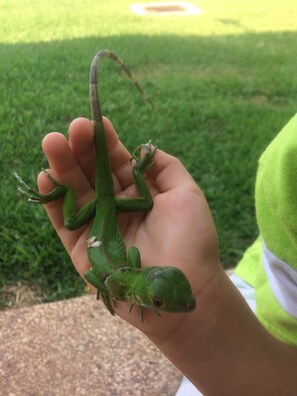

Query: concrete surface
[0,295,181,395]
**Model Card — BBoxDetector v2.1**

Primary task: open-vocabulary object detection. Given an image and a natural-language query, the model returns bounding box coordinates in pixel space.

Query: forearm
[149,267,297,395]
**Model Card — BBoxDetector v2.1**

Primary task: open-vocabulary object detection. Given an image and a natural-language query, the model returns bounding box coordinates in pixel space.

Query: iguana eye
[151,297,165,309]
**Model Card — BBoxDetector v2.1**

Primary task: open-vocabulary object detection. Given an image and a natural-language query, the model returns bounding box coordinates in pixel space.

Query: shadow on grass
[1,31,296,300]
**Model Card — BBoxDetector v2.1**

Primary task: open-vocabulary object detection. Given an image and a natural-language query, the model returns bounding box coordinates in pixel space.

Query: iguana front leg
[84,268,116,314]
[86,247,142,316]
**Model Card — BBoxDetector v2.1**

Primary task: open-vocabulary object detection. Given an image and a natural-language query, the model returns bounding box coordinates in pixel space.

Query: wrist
[148,267,297,395]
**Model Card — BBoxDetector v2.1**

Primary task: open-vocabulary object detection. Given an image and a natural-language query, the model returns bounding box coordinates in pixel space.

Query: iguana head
[139,266,196,313]
[105,265,196,314]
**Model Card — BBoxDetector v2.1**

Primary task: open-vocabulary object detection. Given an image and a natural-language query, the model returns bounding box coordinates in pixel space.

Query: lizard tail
[89,49,155,123]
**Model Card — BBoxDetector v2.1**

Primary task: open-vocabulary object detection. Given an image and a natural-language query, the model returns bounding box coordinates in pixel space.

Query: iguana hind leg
[116,142,156,212]
[15,170,96,230]
[14,169,67,204]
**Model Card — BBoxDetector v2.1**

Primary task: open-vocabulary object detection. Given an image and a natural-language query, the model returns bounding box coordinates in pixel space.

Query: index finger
[68,117,136,192]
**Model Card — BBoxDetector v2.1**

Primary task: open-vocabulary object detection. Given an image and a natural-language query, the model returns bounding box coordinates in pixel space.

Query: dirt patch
[130,2,203,16]
[0,282,42,310]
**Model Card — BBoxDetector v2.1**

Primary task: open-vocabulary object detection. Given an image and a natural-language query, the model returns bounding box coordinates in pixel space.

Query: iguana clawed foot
[14,169,67,204]
[131,141,157,173]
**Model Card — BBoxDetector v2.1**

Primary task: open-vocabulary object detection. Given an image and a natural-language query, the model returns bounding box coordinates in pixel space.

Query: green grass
[1,0,297,305]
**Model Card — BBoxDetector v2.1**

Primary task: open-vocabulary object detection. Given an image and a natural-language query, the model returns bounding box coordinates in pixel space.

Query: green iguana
[15,49,196,320]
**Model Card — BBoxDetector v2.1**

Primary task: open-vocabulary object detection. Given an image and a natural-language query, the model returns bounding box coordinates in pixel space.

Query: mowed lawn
[1,0,297,305]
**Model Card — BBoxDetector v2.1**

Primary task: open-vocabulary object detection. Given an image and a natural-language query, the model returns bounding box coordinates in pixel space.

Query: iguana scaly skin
[15,49,196,320]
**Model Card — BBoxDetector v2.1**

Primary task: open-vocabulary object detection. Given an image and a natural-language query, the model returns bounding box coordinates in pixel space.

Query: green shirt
[236,114,297,346]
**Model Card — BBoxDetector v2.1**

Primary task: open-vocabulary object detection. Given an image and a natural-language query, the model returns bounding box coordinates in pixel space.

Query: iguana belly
[87,198,127,278]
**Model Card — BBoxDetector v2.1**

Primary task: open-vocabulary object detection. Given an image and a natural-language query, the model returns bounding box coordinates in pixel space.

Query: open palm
[38,117,220,337]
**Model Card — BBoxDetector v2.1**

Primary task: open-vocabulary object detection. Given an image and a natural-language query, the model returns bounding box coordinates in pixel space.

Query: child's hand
[37,117,297,395]
[38,117,221,336]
